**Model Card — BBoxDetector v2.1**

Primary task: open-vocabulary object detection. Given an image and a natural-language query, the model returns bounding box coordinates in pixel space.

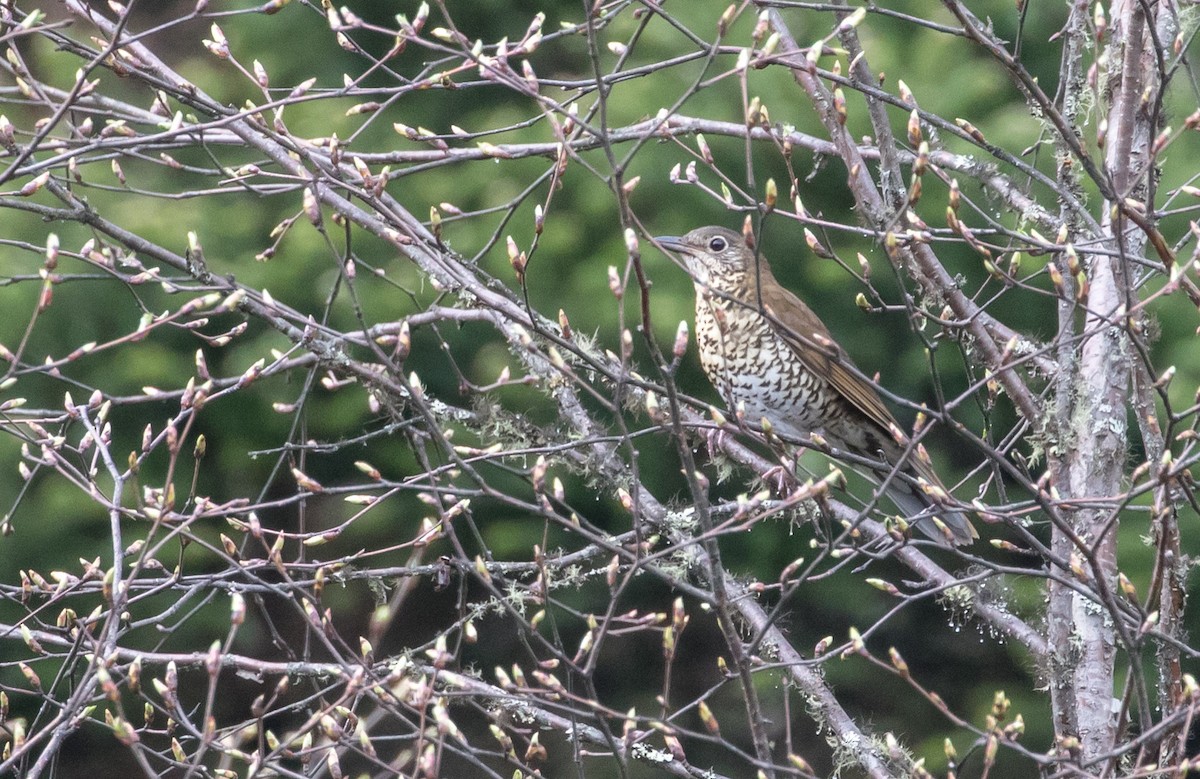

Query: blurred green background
[1,0,1199,776]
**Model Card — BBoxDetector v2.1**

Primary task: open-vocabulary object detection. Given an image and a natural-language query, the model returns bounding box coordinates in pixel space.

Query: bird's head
[655,226,753,290]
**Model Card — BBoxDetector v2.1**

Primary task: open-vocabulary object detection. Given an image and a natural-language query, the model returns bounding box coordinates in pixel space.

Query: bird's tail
[884,483,977,547]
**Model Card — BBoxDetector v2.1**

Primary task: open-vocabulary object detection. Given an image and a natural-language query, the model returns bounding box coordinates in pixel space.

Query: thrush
[656,225,976,546]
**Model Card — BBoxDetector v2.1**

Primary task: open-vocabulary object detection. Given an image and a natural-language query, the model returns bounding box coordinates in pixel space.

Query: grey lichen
[630,741,675,764]
[938,583,978,628]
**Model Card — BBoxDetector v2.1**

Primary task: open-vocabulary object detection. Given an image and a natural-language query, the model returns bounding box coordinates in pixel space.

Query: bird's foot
[704,424,732,459]
[761,456,799,496]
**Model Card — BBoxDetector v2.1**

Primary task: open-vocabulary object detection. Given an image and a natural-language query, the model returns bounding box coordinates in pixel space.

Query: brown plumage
[656,226,976,546]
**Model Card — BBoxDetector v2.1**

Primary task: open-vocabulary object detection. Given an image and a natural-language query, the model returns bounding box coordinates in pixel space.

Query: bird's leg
[702,399,750,459]
[760,422,817,497]
[703,422,732,461]
[760,452,800,496]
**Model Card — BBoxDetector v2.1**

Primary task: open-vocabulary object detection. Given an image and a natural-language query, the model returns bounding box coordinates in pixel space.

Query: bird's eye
[708,236,727,252]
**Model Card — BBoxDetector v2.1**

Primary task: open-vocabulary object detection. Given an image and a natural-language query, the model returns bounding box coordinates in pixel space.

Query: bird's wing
[759,288,901,435]
[769,297,964,496]
[759,281,976,542]
[764,293,957,483]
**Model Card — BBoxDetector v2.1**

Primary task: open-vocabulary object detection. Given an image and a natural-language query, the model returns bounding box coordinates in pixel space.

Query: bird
[655,225,976,546]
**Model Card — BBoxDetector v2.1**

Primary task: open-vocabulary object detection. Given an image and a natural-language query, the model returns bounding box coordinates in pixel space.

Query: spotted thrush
[656,226,976,546]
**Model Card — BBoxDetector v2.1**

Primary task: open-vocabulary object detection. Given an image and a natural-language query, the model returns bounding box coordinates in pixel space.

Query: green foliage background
[1,0,1199,776]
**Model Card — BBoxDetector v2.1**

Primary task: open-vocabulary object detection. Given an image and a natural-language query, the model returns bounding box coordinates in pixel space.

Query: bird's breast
[693,295,844,439]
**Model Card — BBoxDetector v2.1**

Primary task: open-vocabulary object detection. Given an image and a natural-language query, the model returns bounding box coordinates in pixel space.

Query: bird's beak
[655,234,709,286]
[654,235,687,254]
